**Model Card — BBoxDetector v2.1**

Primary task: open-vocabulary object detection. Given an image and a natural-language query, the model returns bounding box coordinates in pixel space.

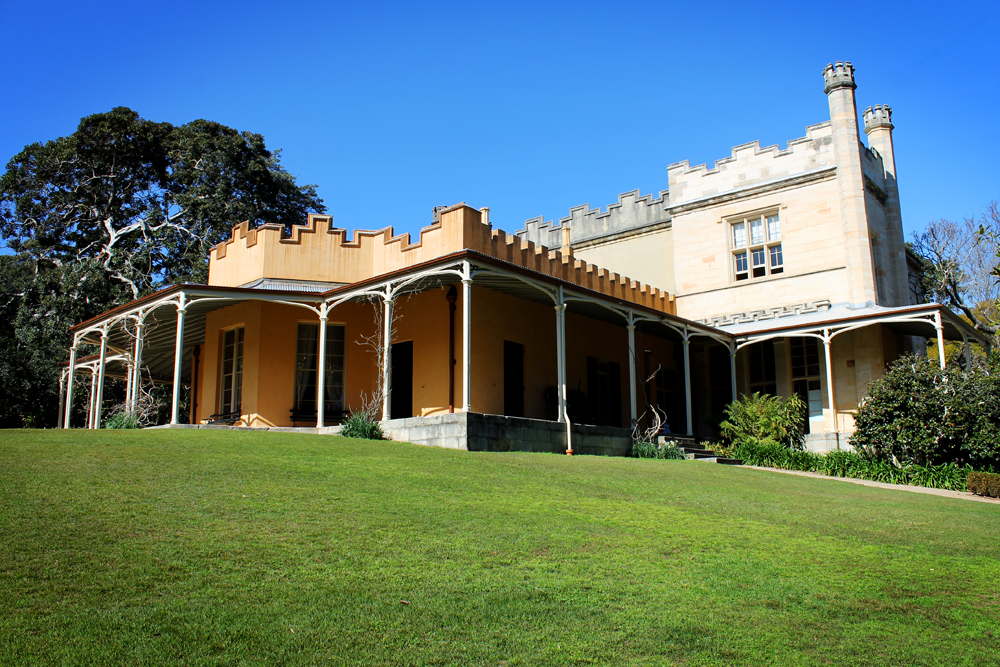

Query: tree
[1,107,325,296]
[914,201,1000,340]
[0,108,326,426]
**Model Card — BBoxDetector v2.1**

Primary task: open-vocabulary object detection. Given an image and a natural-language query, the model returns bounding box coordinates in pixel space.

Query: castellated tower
[863,104,909,305]
[824,61,878,305]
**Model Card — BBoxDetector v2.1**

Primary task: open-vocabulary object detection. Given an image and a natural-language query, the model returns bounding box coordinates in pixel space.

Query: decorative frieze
[697,300,833,327]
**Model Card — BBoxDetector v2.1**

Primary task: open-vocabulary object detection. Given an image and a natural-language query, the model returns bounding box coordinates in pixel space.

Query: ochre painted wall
[194,285,680,429]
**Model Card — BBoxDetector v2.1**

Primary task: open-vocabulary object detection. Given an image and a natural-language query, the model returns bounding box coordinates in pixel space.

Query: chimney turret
[824,60,877,305]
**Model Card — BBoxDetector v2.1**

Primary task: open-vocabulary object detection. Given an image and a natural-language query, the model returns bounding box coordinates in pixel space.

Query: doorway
[503,341,525,417]
[390,340,413,419]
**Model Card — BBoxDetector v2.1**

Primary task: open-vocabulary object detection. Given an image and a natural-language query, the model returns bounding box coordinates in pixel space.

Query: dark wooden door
[503,341,525,417]
[390,340,413,420]
[586,356,622,427]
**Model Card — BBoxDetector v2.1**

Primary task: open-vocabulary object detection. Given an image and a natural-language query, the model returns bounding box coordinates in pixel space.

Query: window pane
[750,218,764,245]
[295,323,320,411]
[735,252,748,280]
[732,222,746,248]
[769,244,783,274]
[766,214,780,241]
[752,248,766,267]
[219,326,245,414]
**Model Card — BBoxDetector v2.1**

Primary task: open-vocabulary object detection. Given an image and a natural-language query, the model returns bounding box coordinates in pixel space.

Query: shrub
[908,462,972,491]
[967,471,1000,498]
[339,413,384,440]
[720,392,807,450]
[105,411,142,429]
[630,439,684,460]
[851,354,1000,469]
[735,440,974,490]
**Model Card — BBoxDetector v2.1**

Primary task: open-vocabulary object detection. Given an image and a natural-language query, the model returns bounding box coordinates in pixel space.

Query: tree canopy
[0,108,325,426]
[1,107,325,296]
[913,201,1000,340]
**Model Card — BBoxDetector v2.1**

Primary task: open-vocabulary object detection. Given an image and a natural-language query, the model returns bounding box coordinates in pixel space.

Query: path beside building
[737,464,1000,505]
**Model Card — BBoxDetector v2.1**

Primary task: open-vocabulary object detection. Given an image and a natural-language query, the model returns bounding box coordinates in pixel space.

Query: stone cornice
[665,167,837,216]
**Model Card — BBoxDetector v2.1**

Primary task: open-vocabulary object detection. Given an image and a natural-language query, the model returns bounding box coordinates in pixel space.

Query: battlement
[666,121,833,180]
[517,189,671,248]
[823,61,856,94]
[209,204,676,315]
[665,122,835,206]
[863,104,893,132]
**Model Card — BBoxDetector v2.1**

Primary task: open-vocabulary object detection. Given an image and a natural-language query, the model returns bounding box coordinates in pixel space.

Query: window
[790,338,822,432]
[731,212,783,281]
[294,323,346,415]
[219,327,244,414]
[747,341,776,396]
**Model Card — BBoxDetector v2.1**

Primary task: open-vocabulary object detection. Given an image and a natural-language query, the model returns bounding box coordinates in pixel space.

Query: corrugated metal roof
[238,278,347,293]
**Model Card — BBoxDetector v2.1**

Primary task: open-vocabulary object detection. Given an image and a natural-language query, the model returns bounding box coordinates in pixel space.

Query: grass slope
[1,429,998,666]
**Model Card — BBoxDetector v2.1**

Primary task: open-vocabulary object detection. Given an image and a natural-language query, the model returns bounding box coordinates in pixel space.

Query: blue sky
[2,0,998,242]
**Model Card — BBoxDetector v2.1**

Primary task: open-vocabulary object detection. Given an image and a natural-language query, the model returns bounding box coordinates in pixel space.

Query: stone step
[685,452,718,460]
[657,435,698,447]
[683,447,716,456]
[716,457,744,465]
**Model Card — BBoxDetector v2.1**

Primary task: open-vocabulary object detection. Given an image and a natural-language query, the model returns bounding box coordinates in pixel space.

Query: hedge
[967,471,1000,498]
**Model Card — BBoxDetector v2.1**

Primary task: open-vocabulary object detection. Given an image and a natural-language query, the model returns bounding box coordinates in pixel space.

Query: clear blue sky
[2,0,997,242]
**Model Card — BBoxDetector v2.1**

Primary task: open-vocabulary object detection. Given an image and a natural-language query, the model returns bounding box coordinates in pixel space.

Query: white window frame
[293,320,347,414]
[730,210,783,282]
[219,325,245,415]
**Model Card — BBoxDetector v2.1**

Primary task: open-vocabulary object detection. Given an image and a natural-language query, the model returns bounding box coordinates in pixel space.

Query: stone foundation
[380,412,632,456]
[804,432,851,453]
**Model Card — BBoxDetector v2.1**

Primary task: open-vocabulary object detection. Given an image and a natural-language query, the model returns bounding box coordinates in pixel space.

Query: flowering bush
[850,354,1000,469]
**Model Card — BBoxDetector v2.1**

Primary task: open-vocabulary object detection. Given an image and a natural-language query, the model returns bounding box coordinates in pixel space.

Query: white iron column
[170,294,187,424]
[823,329,838,440]
[554,297,566,423]
[461,263,472,412]
[627,315,637,426]
[125,360,134,413]
[87,367,99,429]
[317,304,329,429]
[131,321,145,410]
[556,286,571,454]
[64,343,78,428]
[57,370,67,429]
[381,296,394,421]
[729,341,737,402]
[683,329,693,436]
[934,311,946,370]
[93,328,109,429]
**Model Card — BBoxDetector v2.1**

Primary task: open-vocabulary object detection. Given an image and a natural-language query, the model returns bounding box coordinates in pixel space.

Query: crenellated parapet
[517,189,671,248]
[472,226,674,314]
[823,61,856,94]
[863,104,892,132]
[209,206,474,288]
[666,122,836,209]
[209,203,676,315]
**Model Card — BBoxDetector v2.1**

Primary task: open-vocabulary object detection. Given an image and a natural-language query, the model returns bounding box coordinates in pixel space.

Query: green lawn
[1,429,998,666]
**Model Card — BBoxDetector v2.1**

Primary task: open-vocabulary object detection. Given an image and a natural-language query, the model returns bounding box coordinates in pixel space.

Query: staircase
[658,436,742,465]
